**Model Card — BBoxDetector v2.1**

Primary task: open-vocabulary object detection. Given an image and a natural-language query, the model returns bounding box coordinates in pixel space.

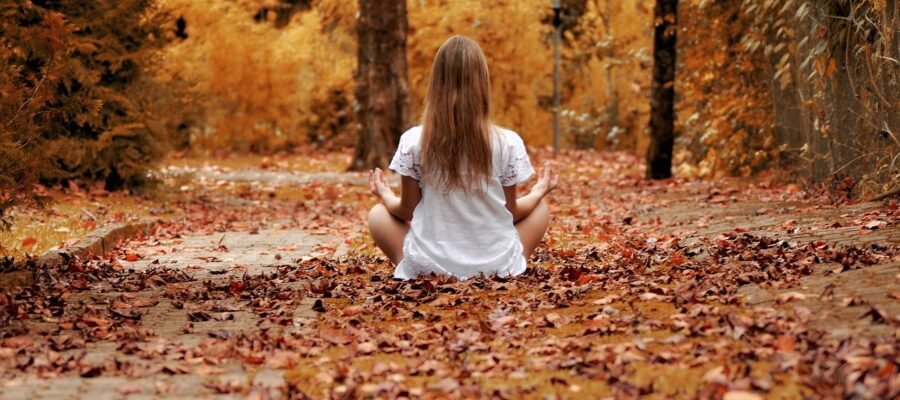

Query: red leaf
[773,335,796,352]
[70,278,90,290]
[876,362,896,379]
[229,281,244,295]
[21,237,37,248]
[241,355,265,365]
[576,274,601,286]
[667,252,688,267]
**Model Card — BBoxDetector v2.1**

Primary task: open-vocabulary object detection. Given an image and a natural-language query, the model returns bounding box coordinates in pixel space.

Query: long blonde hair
[421,36,493,192]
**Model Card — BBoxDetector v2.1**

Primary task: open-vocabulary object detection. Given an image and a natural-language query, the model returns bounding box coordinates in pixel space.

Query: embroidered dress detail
[388,146,421,181]
[388,126,535,280]
[500,151,534,186]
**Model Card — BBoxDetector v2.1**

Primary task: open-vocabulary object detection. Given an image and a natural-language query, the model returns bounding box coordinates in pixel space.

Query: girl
[367,35,558,280]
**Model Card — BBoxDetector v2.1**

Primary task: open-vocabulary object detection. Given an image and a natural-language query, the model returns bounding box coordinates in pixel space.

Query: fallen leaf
[864,220,887,230]
[776,292,807,303]
[357,341,378,355]
[118,384,144,395]
[841,296,867,307]
[773,335,796,352]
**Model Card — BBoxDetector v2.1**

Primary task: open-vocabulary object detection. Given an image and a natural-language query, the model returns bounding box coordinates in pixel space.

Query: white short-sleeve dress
[388,125,535,280]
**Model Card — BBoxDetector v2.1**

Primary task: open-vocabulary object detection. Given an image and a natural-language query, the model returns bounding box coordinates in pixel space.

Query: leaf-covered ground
[1,150,898,399]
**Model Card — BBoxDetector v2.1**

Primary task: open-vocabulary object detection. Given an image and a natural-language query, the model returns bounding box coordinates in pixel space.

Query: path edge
[2,218,161,289]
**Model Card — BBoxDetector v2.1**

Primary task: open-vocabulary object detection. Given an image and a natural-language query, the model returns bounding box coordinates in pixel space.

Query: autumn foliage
[156,0,898,195]
[1,0,898,224]
[678,0,898,197]
[0,0,183,225]
[0,1,898,394]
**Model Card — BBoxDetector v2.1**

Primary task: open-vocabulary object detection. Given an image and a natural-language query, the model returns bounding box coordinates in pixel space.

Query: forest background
[1,0,898,228]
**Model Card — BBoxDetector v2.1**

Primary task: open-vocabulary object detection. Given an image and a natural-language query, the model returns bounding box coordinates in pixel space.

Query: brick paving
[644,195,898,341]
[1,227,337,399]
[2,169,896,398]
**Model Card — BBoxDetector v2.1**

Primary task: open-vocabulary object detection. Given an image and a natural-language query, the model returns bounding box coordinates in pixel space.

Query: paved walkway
[641,189,899,340]
[1,227,340,399]
[1,166,896,398]
[163,165,396,187]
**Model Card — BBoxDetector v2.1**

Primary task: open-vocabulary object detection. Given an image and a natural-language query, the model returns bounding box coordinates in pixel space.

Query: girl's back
[366,35,556,280]
[389,125,534,279]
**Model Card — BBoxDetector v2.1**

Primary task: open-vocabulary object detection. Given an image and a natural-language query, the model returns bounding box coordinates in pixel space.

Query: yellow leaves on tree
[674,0,776,178]
[157,0,655,151]
[158,0,356,152]
[153,0,897,196]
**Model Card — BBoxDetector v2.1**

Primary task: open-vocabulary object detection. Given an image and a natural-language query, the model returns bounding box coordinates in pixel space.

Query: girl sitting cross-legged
[367,35,559,280]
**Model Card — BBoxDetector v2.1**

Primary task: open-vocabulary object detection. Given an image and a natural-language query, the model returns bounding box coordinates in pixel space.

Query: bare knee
[368,203,389,229]
[534,200,550,238]
[535,199,550,219]
[367,204,408,264]
[517,200,550,258]
[531,199,550,228]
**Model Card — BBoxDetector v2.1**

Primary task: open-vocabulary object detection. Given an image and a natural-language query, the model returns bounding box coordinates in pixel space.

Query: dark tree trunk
[349,0,411,171]
[646,0,678,180]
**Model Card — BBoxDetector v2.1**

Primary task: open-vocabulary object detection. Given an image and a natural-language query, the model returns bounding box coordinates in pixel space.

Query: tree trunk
[645,0,678,180]
[600,0,620,149]
[349,0,411,171]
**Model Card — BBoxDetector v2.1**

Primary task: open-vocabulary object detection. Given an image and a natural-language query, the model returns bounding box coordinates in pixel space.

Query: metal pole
[551,1,561,155]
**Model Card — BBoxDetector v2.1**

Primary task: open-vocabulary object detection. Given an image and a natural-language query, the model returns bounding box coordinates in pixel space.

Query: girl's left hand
[369,168,395,201]
[531,161,559,198]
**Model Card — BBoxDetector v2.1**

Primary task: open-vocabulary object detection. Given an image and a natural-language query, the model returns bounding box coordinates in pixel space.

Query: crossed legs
[367,204,409,264]
[367,200,550,265]
[515,200,549,258]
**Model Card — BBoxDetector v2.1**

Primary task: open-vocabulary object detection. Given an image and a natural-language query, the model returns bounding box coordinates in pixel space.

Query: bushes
[0,49,45,229]
[676,0,899,196]
[0,1,70,228]
[0,0,177,225]
[676,1,776,178]
[156,0,356,153]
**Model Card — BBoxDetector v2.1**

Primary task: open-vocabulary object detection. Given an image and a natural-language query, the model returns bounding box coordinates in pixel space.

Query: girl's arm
[504,162,558,223]
[370,168,421,222]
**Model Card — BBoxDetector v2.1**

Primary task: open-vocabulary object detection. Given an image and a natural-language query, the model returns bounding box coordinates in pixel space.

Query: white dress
[388,126,535,280]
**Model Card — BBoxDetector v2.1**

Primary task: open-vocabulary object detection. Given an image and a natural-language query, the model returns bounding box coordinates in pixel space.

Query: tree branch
[872,186,900,201]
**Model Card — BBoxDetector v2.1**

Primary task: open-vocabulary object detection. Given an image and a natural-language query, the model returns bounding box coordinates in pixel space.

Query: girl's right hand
[369,168,396,201]
[531,161,559,198]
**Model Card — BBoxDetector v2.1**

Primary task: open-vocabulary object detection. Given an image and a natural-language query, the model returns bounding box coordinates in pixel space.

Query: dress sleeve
[389,133,422,180]
[500,135,535,186]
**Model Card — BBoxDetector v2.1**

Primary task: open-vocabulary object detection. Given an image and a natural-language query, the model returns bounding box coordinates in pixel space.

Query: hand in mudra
[531,161,559,198]
[368,168,395,201]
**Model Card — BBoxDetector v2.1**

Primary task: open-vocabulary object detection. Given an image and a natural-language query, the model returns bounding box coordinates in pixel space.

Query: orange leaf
[773,335,796,352]
[667,252,687,267]
[21,237,37,248]
[71,278,89,289]
[584,318,610,329]
[576,274,601,286]
[125,254,140,262]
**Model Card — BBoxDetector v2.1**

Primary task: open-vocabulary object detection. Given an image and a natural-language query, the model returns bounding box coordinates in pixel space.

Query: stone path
[2,168,897,398]
[640,191,899,341]
[164,165,397,187]
[1,227,341,400]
